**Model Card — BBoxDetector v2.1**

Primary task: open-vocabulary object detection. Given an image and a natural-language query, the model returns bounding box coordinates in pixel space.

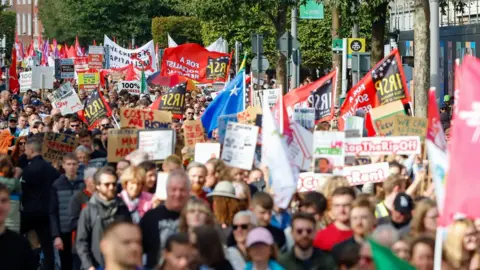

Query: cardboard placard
[370,100,405,135]
[107,129,138,162]
[182,120,205,148]
[237,106,262,125]
[393,115,428,141]
[137,129,175,161]
[41,132,78,163]
[120,108,172,129]
[221,122,259,170]
[343,162,390,186]
[344,136,422,156]
[313,131,345,174]
[194,143,221,164]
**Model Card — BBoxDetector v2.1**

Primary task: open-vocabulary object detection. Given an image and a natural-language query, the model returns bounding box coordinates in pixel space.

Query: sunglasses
[70,124,80,128]
[101,182,116,187]
[187,112,194,115]
[18,142,25,146]
[9,119,16,122]
[295,228,313,235]
[233,224,249,230]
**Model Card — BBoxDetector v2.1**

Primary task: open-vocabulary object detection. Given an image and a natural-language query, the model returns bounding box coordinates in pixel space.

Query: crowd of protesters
[0,70,470,270]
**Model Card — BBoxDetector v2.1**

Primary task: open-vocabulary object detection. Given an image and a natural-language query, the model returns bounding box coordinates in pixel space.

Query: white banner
[195,143,221,164]
[117,80,141,95]
[104,35,157,76]
[19,71,33,92]
[47,82,83,115]
[343,162,390,186]
[221,122,259,170]
[344,136,421,156]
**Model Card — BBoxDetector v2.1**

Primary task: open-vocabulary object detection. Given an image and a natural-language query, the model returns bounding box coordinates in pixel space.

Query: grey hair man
[140,169,191,268]
[226,211,258,270]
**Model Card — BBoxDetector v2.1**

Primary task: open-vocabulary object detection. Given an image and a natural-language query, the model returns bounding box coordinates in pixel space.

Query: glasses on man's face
[232,224,249,231]
[70,124,80,128]
[101,182,116,187]
[295,228,313,235]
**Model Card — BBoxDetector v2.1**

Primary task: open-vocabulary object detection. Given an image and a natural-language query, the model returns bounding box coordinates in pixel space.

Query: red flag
[67,45,76,58]
[427,88,447,151]
[93,40,97,46]
[338,49,410,131]
[284,69,337,123]
[37,34,42,50]
[9,47,19,94]
[440,55,480,226]
[125,64,137,81]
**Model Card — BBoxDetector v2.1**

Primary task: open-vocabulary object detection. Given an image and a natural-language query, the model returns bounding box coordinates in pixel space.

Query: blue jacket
[270,210,291,230]
[50,174,85,237]
[245,260,285,270]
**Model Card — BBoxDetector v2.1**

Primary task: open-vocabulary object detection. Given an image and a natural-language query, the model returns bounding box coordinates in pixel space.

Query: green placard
[332,39,343,51]
[300,0,324,19]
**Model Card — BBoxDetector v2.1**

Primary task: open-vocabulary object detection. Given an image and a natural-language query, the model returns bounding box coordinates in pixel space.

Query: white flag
[168,33,178,48]
[206,37,228,53]
[262,99,297,209]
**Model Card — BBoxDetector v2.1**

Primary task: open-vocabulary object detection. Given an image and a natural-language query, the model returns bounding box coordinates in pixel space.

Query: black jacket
[21,155,60,217]
[50,175,85,238]
[76,193,131,269]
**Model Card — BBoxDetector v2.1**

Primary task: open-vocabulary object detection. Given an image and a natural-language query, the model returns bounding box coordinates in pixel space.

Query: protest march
[0,4,479,270]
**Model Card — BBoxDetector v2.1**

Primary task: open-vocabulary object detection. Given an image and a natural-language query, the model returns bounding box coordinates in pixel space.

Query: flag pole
[433,227,444,270]
[112,116,121,129]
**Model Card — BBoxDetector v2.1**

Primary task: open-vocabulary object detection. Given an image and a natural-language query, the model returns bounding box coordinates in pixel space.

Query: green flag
[369,239,415,270]
[140,69,147,94]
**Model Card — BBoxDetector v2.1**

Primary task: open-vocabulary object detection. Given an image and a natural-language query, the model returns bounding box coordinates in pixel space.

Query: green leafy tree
[152,17,203,48]
[0,5,16,62]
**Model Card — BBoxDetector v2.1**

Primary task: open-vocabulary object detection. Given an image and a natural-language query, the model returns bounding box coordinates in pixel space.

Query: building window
[27,13,31,35]
[22,0,25,4]
[27,0,30,4]
[9,0,12,5]
[22,13,26,34]
[17,0,20,5]
[16,13,20,35]
[34,0,37,6]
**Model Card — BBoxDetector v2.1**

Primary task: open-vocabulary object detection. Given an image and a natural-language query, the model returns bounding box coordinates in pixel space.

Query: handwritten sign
[237,106,262,125]
[194,143,221,164]
[183,120,205,148]
[47,82,83,115]
[344,136,421,156]
[343,162,390,186]
[120,108,172,129]
[137,129,175,161]
[41,132,78,163]
[107,129,138,162]
[393,115,428,141]
[370,100,405,135]
[221,122,259,170]
[375,115,396,136]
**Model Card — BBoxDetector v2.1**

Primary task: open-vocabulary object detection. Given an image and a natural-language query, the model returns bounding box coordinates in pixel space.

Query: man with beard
[279,213,336,269]
[76,167,131,270]
[186,162,208,204]
[377,192,414,237]
[331,198,376,262]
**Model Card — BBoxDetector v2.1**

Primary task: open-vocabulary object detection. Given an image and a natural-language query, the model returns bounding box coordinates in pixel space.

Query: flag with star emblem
[158,82,187,115]
[440,55,480,226]
[338,49,410,131]
[201,70,246,137]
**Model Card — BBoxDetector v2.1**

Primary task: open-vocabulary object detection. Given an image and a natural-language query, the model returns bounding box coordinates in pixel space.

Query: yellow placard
[78,72,100,85]
[347,38,366,55]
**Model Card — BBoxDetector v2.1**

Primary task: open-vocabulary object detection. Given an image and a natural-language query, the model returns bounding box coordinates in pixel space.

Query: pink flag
[440,55,480,226]
[427,88,447,152]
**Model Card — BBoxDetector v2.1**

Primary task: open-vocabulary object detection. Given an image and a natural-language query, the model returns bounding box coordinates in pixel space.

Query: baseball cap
[246,227,274,248]
[393,192,414,215]
[8,114,17,122]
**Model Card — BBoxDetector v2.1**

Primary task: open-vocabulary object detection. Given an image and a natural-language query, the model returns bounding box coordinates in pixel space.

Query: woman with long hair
[245,227,284,270]
[409,198,438,238]
[178,199,215,234]
[443,219,479,269]
[10,136,27,167]
[207,181,240,230]
[191,225,234,270]
[118,166,153,223]
[204,158,230,193]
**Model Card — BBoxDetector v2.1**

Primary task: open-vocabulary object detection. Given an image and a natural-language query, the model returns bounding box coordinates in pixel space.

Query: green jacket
[279,248,337,270]
[0,176,22,232]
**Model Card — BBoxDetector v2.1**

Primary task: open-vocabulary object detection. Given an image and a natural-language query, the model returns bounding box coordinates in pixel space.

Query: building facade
[2,0,43,45]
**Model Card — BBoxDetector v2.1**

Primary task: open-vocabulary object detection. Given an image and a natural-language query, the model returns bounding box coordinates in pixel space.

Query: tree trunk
[370,2,388,66]
[331,5,342,103]
[413,0,430,117]
[273,3,288,94]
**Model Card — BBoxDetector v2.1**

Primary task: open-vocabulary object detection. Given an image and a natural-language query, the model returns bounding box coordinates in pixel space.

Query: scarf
[120,190,140,223]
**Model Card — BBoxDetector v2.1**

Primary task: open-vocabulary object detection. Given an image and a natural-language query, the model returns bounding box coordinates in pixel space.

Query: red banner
[441,55,480,226]
[338,49,410,130]
[161,43,231,83]
[284,69,337,123]
[427,88,447,151]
